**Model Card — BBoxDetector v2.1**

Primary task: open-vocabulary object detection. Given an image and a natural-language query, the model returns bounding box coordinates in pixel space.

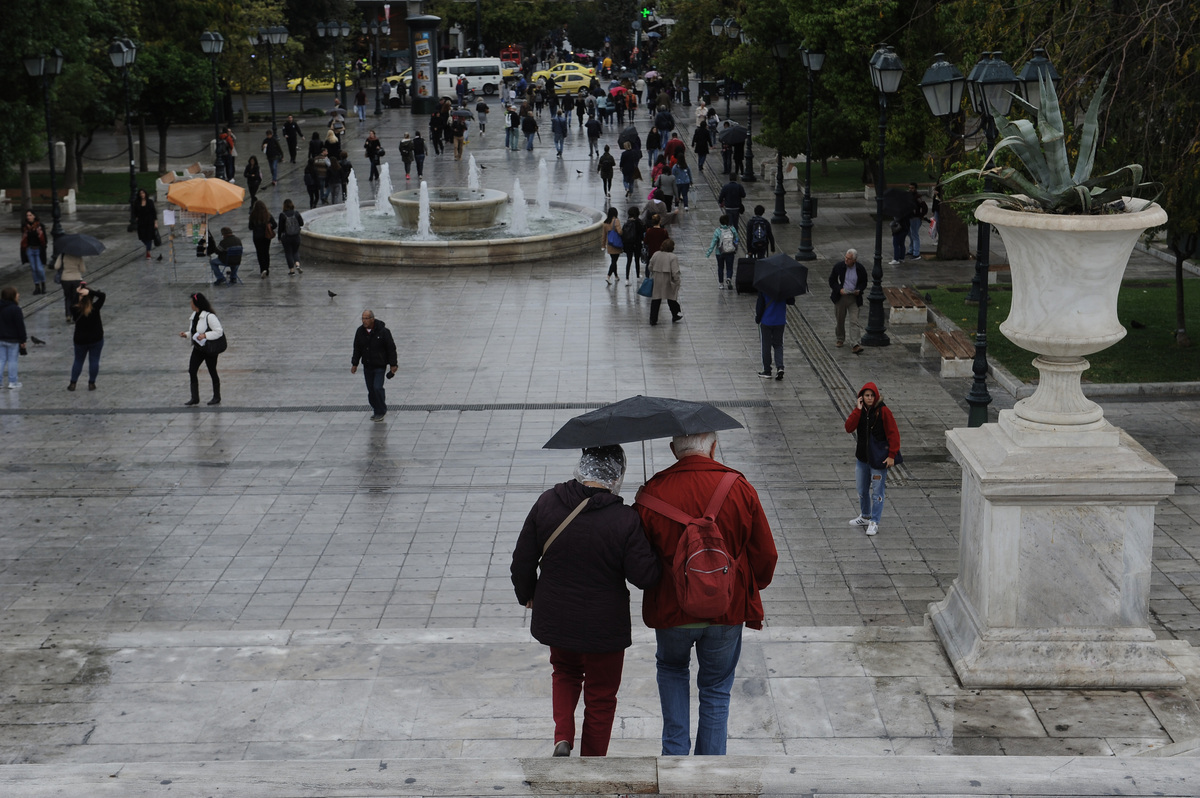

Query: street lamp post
[318,20,351,108]
[861,44,904,349]
[919,50,1030,426]
[108,38,138,208]
[795,46,824,261]
[248,26,288,138]
[710,18,739,121]
[200,31,225,179]
[769,42,790,224]
[363,20,391,116]
[24,49,65,239]
[739,30,756,183]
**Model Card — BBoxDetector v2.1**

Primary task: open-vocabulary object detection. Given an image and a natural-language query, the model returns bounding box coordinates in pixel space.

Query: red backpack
[636,472,740,619]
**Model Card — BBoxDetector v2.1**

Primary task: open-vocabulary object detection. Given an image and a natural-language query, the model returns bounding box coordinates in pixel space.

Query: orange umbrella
[167,178,246,215]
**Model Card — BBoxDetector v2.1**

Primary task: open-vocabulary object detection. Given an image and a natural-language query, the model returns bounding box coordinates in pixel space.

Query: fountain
[467,156,481,191]
[374,163,395,217]
[344,169,363,231]
[298,172,604,267]
[509,179,529,235]
[535,159,552,219]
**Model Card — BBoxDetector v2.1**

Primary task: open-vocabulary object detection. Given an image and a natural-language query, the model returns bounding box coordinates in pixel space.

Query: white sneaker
[848,516,870,527]
[625,279,630,285]
[888,259,901,265]
[7,382,21,389]
[866,522,878,536]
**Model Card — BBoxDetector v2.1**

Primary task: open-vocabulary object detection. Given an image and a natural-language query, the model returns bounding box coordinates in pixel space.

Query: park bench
[884,286,928,324]
[2,186,76,214]
[922,328,975,378]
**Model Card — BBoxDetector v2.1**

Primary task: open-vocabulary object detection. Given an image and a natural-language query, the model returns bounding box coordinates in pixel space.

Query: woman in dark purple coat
[511,445,660,758]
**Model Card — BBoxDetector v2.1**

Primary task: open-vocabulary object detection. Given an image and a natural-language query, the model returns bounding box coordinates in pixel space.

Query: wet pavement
[1,96,1198,790]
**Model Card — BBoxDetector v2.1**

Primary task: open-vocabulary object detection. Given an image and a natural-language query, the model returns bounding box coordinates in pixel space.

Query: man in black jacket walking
[350,310,398,422]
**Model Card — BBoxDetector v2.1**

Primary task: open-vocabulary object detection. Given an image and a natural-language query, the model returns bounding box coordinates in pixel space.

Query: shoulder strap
[636,471,739,524]
[542,497,591,556]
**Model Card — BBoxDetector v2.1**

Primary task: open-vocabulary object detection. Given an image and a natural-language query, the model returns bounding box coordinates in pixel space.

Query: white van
[412,72,477,102]
[436,57,505,95]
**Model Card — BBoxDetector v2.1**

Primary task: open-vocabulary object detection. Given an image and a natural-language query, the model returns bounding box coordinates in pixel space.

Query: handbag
[606,228,623,249]
[153,229,162,247]
[867,432,903,469]
[637,276,654,297]
[265,223,275,241]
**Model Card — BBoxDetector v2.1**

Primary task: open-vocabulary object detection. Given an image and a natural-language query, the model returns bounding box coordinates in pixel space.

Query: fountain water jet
[374,163,395,217]
[467,155,481,191]
[344,169,363,231]
[413,181,437,241]
[510,179,529,235]
[535,159,552,219]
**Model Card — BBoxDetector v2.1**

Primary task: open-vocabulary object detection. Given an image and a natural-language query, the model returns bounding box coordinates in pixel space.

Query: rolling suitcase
[735,257,757,294]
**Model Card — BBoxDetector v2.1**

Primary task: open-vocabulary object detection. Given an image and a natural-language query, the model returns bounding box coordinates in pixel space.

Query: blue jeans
[908,217,922,257]
[655,624,743,755]
[892,230,906,262]
[27,249,45,284]
[70,339,104,384]
[363,366,387,416]
[855,459,887,523]
[525,132,535,151]
[415,154,425,177]
[715,252,735,283]
[0,341,19,384]
[268,159,279,182]
[648,148,660,170]
[554,134,564,154]
[677,184,690,209]
[209,258,238,284]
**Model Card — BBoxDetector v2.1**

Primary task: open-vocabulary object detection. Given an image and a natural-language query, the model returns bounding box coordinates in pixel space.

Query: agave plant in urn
[946,72,1164,444]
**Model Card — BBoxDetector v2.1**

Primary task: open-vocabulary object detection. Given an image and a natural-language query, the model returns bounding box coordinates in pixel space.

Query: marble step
[0,755,1197,796]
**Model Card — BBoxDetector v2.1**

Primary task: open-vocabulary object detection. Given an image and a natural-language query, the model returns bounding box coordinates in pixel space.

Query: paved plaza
[1,97,1198,793]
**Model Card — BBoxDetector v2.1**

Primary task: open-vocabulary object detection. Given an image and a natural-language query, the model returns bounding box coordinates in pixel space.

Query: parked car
[530,62,595,85]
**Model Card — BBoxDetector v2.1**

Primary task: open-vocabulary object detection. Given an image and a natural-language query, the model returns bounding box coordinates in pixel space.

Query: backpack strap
[636,471,740,525]
[542,497,591,556]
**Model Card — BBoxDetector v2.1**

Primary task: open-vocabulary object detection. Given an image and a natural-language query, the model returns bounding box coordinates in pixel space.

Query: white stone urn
[975,199,1167,445]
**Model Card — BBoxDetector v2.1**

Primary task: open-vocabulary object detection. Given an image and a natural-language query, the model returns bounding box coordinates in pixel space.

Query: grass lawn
[925,282,1200,384]
[20,171,160,205]
[808,159,933,194]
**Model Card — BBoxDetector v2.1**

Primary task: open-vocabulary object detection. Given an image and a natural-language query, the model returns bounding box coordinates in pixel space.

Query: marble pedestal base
[929,422,1183,688]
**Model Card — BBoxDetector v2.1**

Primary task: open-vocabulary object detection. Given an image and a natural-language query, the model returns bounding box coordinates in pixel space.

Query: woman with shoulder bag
[179,292,225,406]
[844,381,901,537]
[601,208,622,286]
[277,198,304,275]
[248,200,275,278]
[647,238,682,326]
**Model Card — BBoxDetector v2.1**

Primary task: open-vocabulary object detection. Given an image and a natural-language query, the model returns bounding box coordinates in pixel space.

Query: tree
[137,45,215,173]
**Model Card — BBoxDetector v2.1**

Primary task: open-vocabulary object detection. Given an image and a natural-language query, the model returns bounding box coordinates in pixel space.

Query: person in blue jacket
[755,292,794,381]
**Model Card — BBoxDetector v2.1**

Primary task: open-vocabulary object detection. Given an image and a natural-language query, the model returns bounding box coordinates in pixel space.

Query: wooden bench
[922,329,975,378]
[2,187,76,214]
[884,286,928,324]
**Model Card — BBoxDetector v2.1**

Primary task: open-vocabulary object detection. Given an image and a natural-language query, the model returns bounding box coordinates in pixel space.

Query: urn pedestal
[929,200,1185,688]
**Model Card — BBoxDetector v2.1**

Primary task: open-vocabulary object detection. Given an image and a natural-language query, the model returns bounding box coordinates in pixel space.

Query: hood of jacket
[858,381,884,405]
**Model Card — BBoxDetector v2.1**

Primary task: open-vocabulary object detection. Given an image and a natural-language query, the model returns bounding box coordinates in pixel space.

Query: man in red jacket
[635,431,778,755]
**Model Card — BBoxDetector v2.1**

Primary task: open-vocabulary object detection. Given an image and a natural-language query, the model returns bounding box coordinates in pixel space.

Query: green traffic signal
[640,7,654,20]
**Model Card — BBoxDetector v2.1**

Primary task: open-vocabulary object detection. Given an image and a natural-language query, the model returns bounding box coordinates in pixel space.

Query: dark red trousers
[549,647,625,756]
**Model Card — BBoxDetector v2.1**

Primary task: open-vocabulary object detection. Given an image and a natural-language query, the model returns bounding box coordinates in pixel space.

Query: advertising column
[407,14,441,115]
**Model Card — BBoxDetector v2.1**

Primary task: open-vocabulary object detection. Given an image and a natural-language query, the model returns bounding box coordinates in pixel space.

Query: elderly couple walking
[511,433,778,758]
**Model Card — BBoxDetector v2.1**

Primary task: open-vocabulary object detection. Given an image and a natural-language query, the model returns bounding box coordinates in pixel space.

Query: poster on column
[414,36,433,98]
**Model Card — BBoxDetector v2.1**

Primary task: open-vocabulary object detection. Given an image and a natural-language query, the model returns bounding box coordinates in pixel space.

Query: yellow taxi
[384,68,412,88]
[530,62,596,85]
[287,75,341,92]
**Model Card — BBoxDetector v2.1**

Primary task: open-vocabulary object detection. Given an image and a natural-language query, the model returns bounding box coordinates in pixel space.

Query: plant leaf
[1072,72,1109,185]
[1036,72,1072,191]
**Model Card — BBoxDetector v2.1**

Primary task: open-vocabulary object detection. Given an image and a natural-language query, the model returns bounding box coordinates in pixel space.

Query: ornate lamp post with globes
[794,45,824,260]
[247,26,288,139]
[769,42,791,224]
[317,20,351,109]
[108,38,138,208]
[200,31,225,179]
[25,49,65,239]
[861,45,904,348]
[363,19,391,116]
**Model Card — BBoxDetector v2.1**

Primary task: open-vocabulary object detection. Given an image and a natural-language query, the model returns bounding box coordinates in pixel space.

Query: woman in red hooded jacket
[844,381,900,537]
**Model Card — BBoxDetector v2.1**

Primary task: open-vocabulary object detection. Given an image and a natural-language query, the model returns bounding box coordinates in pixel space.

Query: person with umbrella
[635,430,778,756]
[829,248,867,353]
[510,445,660,758]
[756,290,793,381]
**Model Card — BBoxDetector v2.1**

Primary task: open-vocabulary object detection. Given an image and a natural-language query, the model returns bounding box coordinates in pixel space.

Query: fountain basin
[301,200,604,267]
[390,187,508,232]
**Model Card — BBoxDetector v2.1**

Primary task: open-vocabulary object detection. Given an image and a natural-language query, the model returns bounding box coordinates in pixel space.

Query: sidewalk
[0,99,1197,792]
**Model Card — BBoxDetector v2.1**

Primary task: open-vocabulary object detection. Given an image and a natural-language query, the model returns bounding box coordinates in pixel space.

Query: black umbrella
[617,125,641,149]
[752,253,809,300]
[543,395,743,450]
[54,234,106,257]
[718,124,749,145]
[451,108,475,119]
[881,186,914,218]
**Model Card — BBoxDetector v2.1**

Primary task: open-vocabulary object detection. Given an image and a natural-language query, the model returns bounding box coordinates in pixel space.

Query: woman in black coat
[511,445,660,758]
[132,189,157,260]
[68,283,105,391]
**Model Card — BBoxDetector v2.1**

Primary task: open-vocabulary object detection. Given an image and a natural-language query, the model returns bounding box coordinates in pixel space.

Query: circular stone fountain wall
[300,200,604,267]
[390,187,508,232]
